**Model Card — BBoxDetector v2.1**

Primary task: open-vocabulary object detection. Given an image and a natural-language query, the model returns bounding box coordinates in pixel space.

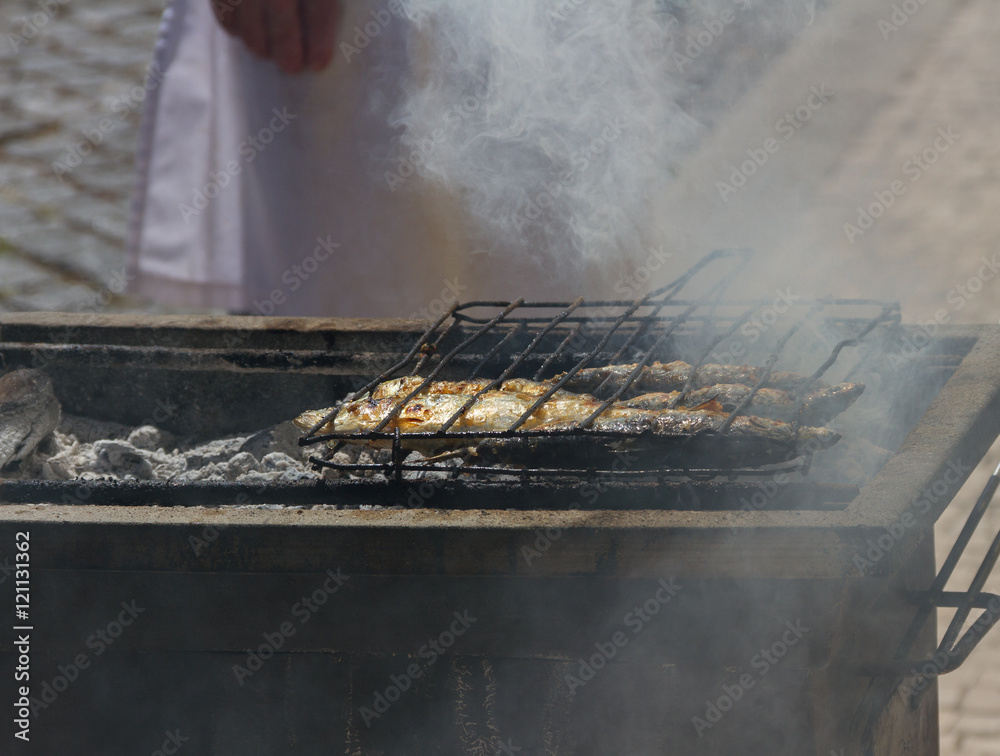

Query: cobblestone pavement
[1,0,1000,754]
[0,0,168,314]
[832,2,1000,753]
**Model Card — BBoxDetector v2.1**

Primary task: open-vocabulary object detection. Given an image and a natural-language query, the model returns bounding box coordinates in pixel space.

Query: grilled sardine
[474,406,840,468]
[553,360,829,396]
[294,375,842,462]
[293,381,609,453]
[617,382,864,425]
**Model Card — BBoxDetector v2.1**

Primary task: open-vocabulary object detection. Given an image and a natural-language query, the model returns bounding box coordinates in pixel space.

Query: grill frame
[0,313,997,581]
[298,250,902,481]
[2,311,997,756]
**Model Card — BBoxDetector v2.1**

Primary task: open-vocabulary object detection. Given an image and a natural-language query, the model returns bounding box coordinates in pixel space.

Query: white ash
[1,414,397,484]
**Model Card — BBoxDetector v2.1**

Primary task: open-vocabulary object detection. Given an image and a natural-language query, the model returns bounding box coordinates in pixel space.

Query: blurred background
[0,0,998,753]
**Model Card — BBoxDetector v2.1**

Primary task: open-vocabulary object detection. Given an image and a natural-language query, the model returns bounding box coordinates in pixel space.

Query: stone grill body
[0,311,999,755]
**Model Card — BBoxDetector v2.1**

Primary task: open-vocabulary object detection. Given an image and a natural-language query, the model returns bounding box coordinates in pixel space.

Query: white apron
[127,0,651,317]
[127,0,508,317]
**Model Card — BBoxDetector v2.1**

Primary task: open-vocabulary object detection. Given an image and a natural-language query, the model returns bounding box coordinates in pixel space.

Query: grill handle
[865,460,1000,685]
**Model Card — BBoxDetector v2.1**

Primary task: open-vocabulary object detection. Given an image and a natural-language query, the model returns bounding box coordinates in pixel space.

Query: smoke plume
[386,0,701,269]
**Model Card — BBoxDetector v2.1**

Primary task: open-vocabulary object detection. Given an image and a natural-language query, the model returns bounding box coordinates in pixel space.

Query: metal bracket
[863,460,1000,691]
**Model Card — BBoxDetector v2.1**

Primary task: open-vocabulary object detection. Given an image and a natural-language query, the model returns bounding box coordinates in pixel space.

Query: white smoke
[386,0,701,269]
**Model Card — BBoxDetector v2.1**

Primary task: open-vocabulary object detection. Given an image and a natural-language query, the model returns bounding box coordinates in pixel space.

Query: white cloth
[128,0,486,317]
[127,0,625,317]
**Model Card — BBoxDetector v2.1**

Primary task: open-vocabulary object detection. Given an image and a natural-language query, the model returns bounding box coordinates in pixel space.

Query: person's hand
[211,0,343,73]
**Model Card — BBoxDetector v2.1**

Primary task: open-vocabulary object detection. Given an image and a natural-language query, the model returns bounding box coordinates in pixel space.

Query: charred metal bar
[410,311,462,375]
[301,299,524,447]
[300,306,459,439]
[804,304,899,387]
[789,304,902,432]
[347,305,457,401]
[505,297,657,432]
[438,299,585,434]
[306,455,814,483]
[0,476,857,509]
[644,247,752,299]
[894,460,1000,664]
[718,309,820,434]
[469,322,526,378]
[578,304,702,429]
[591,252,752,395]
[667,306,760,409]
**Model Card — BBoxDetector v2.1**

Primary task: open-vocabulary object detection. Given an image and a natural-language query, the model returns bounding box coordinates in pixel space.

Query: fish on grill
[552,360,829,396]
[617,382,864,426]
[294,375,842,466]
[473,407,841,469]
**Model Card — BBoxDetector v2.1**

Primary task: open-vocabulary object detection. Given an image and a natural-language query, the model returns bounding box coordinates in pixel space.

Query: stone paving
[0,0,166,314]
[1,0,1000,754]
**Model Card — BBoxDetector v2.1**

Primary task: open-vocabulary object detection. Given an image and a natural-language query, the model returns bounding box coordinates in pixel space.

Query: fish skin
[554,360,830,396]
[529,408,839,448]
[293,384,607,453]
[474,409,840,469]
[370,376,495,400]
[617,382,864,425]
[294,375,842,461]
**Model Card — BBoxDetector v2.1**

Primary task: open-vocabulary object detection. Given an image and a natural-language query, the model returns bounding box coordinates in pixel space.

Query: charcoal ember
[261,452,300,472]
[93,440,154,480]
[127,425,176,452]
[0,370,61,471]
[175,463,228,482]
[239,421,309,462]
[225,451,261,480]
[40,455,75,481]
[184,437,247,469]
[331,450,354,466]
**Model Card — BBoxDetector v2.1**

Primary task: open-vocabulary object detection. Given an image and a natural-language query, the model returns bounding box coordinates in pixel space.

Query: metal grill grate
[299,250,901,481]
